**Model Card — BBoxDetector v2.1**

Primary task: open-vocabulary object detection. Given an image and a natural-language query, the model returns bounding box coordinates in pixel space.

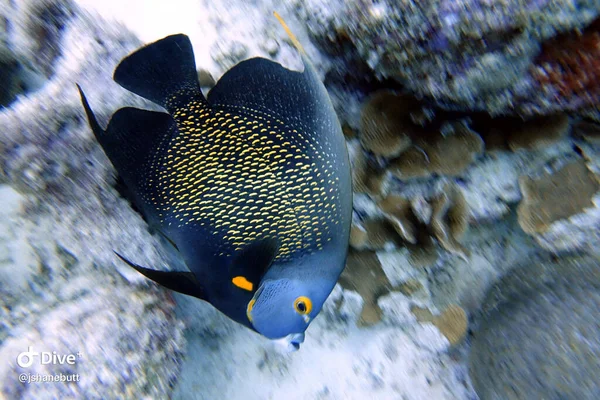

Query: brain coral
[470,255,600,399]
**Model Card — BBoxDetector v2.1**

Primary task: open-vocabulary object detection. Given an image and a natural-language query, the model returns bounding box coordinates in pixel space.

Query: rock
[0,1,185,397]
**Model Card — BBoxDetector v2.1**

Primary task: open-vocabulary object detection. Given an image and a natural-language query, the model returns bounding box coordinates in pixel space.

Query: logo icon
[16,347,39,368]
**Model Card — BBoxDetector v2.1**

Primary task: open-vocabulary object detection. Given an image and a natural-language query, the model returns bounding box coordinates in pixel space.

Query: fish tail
[113,34,203,109]
[273,12,305,55]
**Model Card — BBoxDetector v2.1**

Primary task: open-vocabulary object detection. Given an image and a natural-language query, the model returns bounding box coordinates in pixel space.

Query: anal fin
[115,252,206,300]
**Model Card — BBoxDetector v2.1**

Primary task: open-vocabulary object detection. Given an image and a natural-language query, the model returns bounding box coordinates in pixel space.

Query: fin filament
[273,11,305,54]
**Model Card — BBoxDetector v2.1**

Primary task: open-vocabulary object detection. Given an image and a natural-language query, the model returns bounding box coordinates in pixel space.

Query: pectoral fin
[115,252,206,300]
[229,238,279,292]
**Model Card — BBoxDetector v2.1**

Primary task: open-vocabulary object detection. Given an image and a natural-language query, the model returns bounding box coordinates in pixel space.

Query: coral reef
[517,158,600,234]
[429,183,470,258]
[349,217,398,251]
[469,255,600,399]
[377,194,418,244]
[353,91,484,183]
[0,1,478,399]
[0,184,185,398]
[349,142,390,198]
[0,1,186,397]
[298,0,600,115]
[390,123,484,180]
[3,0,600,398]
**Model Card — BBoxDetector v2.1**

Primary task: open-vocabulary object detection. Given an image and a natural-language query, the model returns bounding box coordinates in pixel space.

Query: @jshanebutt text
[16,347,82,384]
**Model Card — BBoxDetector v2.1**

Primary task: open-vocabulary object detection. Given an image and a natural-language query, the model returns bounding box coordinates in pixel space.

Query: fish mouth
[273,332,305,352]
[288,332,305,350]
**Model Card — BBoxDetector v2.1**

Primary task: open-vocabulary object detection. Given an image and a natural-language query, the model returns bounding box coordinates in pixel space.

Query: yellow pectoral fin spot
[232,276,254,291]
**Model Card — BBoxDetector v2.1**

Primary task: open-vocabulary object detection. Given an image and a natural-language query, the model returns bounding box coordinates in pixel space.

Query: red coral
[532,18,600,109]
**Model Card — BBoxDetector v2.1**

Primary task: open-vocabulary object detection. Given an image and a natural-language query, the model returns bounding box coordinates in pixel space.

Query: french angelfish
[77,13,352,348]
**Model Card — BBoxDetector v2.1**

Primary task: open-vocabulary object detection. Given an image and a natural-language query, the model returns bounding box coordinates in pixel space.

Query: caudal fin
[113,34,203,109]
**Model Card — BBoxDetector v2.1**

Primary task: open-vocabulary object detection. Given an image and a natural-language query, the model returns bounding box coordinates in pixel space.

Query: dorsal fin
[207,13,338,135]
[113,34,205,110]
[78,85,177,212]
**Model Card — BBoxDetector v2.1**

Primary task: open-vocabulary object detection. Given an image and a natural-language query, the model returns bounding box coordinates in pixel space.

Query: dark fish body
[78,23,351,342]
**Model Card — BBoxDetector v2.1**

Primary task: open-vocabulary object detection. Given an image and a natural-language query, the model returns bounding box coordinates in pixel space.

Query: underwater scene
[1,0,600,399]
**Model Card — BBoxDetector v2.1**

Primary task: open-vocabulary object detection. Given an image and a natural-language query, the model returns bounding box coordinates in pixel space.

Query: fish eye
[293,296,312,315]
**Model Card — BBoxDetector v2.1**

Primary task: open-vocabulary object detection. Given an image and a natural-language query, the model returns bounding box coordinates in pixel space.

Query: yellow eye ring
[294,296,312,315]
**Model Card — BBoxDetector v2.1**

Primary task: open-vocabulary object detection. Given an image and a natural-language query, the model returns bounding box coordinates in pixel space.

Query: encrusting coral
[517,158,600,234]
[473,113,570,152]
[349,217,398,251]
[390,123,484,179]
[374,183,471,265]
[351,146,390,197]
[411,304,468,346]
[377,194,418,244]
[338,250,399,326]
[429,184,470,258]
[354,90,484,182]
[389,147,433,179]
[359,90,414,158]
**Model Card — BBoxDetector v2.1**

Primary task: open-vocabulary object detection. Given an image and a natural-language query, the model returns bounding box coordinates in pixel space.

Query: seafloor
[1,0,600,399]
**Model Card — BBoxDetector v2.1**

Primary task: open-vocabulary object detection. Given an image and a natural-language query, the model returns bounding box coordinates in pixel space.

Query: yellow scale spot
[151,100,344,262]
